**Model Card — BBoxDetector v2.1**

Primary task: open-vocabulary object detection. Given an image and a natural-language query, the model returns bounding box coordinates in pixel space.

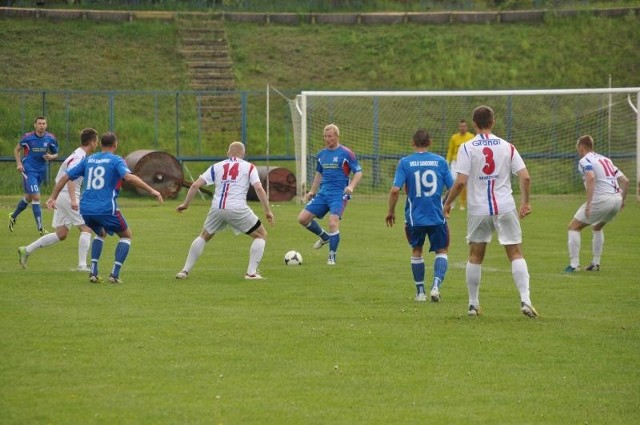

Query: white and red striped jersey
[200,157,261,209]
[578,152,624,198]
[456,133,526,216]
[55,147,87,199]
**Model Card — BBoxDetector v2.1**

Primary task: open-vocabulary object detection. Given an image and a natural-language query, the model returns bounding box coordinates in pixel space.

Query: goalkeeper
[445,119,474,210]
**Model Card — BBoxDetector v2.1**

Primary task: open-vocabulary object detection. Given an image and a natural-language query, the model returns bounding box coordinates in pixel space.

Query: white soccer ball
[284,250,303,266]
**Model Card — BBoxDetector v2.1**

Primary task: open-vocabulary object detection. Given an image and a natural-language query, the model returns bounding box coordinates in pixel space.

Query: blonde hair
[324,123,340,137]
[228,141,246,158]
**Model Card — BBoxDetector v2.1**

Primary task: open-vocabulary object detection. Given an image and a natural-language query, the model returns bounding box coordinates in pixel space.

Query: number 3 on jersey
[413,169,437,197]
[482,147,496,175]
[86,166,106,190]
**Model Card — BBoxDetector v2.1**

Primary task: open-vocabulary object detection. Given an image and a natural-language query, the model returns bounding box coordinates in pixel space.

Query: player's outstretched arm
[252,181,275,225]
[124,173,164,204]
[176,177,207,212]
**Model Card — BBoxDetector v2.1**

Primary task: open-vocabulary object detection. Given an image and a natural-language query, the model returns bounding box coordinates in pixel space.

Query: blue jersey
[66,151,131,216]
[19,131,59,174]
[392,151,453,226]
[316,145,362,195]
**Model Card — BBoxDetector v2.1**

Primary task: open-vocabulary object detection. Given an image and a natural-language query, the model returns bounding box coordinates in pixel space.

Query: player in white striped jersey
[444,105,537,318]
[565,135,628,273]
[18,128,98,271]
[175,141,275,280]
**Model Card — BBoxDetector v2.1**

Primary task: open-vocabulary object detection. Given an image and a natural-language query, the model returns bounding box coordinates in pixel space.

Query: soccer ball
[284,250,303,266]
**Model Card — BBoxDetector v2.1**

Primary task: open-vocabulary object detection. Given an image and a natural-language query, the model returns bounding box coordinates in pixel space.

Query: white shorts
[466,209,522,245]
[52,192,85,229]
[203,206,260,235]
[574,194,622,225]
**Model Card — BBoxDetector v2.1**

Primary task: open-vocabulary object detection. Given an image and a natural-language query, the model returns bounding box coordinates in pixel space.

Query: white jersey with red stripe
[55,147,87,199]
[578,151,624,198]
[200,157,260,209]
[456,133,526,216]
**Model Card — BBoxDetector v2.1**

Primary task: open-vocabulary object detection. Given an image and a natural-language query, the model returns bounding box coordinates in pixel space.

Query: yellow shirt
[446,131,475,163]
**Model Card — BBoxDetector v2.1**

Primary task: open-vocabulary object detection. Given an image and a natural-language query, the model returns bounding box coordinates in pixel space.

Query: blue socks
[305,220,329,241]
[91,237,104,276]
[433,254,448,289]
[89,237,132,279]
[411,256,425,294]
[12,198,29,218]
[111,239,131,278]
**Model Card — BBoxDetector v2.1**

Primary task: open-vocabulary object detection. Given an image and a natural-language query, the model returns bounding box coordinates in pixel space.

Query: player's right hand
[45,197,56,210]
[176,203,188,213]
[385,213,395,227]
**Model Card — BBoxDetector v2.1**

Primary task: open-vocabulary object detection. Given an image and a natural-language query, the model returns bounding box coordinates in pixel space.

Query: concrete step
[187,61,233,69]
[183,53,231,61]
[189,71,235,79]
[181,37,227,45]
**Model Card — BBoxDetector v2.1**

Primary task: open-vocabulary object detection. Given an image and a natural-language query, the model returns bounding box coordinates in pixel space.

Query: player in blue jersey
[297,124,363,265]
[386,129,453,302]
[46,132,164,284]
[9,116,59,235]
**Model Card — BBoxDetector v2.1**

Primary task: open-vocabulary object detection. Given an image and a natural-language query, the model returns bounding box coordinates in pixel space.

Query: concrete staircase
[177,14,241,147]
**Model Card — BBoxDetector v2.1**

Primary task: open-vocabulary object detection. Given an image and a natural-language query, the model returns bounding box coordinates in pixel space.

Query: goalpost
[288,88,640,200]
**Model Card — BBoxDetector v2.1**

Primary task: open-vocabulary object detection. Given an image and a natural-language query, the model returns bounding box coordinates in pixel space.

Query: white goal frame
[293,88,640,200]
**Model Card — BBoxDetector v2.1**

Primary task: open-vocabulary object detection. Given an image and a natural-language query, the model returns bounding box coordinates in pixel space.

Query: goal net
[289,88,639,200]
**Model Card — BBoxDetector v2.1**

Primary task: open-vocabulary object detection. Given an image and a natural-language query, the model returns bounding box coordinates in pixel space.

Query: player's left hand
[443,203,452,219]
[385,213,395,227]
[265,211,275,225]
[43,153,56,161]
[519,203,531,219]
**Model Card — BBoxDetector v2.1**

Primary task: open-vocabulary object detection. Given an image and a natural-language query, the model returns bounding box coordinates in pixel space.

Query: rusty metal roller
[123,150,184,199]
[247,166,297,202]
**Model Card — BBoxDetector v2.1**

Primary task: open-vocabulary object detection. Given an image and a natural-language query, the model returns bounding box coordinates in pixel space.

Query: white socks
[466,259,531,307]
[248,238,266,275]
[183,236,207,273]
[568,230,581,268]
[466,262,481,307]
[512,258,531,305]
[26,233,60,254]
[78,231,91,267]
[592,230,604,265]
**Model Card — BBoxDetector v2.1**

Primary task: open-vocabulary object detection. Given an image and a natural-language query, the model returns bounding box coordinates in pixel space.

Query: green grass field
[1,194,638,424]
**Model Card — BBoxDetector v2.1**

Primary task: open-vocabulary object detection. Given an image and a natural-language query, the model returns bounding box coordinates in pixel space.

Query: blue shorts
[304,192,349,219]
[22,170,45,195]
[405,223,449,252]
[82,212,129,236]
